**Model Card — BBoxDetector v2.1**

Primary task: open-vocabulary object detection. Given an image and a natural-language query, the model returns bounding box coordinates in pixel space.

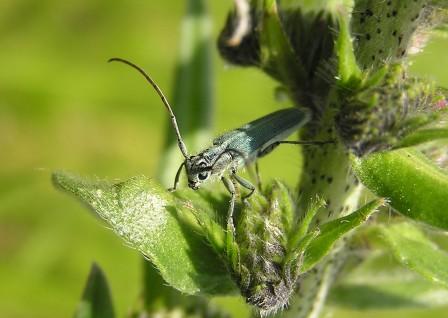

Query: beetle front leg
[168,161,186,192]
[232,171,255,203]
[221,175,241,268]
[255,161,262,191]
[221,176,237,234]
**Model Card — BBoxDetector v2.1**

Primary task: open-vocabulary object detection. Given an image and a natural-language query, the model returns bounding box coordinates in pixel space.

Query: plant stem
[283,95,364,318]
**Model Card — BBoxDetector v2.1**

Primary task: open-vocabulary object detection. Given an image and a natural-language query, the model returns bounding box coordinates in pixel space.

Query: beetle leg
[168,161,186,192]
[221,176,237,235]
[276,140,334,146]
[257,142,280,158]
[232,170,255,204]
[257,140,334,158]
[255,161,262,191]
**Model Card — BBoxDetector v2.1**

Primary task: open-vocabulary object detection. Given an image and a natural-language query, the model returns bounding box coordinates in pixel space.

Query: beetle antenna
[108,57,189,159]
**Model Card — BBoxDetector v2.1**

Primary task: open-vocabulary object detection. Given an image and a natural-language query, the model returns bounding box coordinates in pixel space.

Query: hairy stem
[285,95,364,318]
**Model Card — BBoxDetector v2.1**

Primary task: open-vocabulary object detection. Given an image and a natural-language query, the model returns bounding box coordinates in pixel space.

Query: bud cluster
[336,64,447,156]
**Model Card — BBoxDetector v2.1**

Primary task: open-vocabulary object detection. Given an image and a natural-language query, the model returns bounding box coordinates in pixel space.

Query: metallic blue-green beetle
[109,58,328,228]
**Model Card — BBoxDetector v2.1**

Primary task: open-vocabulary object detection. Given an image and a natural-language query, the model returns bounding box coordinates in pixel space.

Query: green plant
[54,0,448,317]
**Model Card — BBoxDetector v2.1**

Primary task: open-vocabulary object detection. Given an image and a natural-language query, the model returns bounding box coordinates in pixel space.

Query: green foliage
[258,0,308,89]
[2,0,448,317]
[395,128,448,149]
[330,253,448,309]
[48,0,448,317]
[52,171,236,295]
[335,13,362,88]
[353,149,448,230]
[74,264,115,318]
[54,168,378,315]
[336,63,447,156]
[301,199,383,272]
[376,223,448,288]
[140,0,224,316]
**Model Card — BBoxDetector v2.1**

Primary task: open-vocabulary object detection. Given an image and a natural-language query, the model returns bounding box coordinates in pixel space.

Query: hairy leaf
[353,149,448,230]
[53,171,236,295]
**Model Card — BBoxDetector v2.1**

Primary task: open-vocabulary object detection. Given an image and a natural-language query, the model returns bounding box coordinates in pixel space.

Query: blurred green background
[1,1,447,317]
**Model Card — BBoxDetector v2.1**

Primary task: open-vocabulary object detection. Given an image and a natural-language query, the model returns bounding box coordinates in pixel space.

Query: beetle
[109,58,330,230]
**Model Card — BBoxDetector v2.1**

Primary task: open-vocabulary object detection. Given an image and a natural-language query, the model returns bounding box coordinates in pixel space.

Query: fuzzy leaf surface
[53,171,235,295]
[353,149,448,230]
[74,263,115,318]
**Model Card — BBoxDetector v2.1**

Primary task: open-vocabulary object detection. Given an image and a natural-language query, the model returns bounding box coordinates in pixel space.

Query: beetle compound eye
[198,172,209,181]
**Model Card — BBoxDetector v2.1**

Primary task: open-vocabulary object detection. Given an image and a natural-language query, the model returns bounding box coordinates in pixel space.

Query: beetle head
[185,155,213,190]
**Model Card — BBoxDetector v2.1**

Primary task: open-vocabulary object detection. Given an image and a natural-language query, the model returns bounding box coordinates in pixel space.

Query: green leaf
[301,199,383,272]
[394,128,448,149]
[376,223,448,288]
[330,251,448,309]
[432,0,448,9]
[331,272,448,309]
[74,263,115,318]
[259,0,307,85]
[331,281,448,309]
[53,171,236,295]
[288,196,325,251]
[138,263,232,318]
[336,12,362,87]
[352,148,448,230]
[174,189,228,256]
[421,141,448,170]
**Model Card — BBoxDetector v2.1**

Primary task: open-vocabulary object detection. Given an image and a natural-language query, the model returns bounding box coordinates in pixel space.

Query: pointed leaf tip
[302,199,382,272]
[336,12,362,87]
[74,263,115,318]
